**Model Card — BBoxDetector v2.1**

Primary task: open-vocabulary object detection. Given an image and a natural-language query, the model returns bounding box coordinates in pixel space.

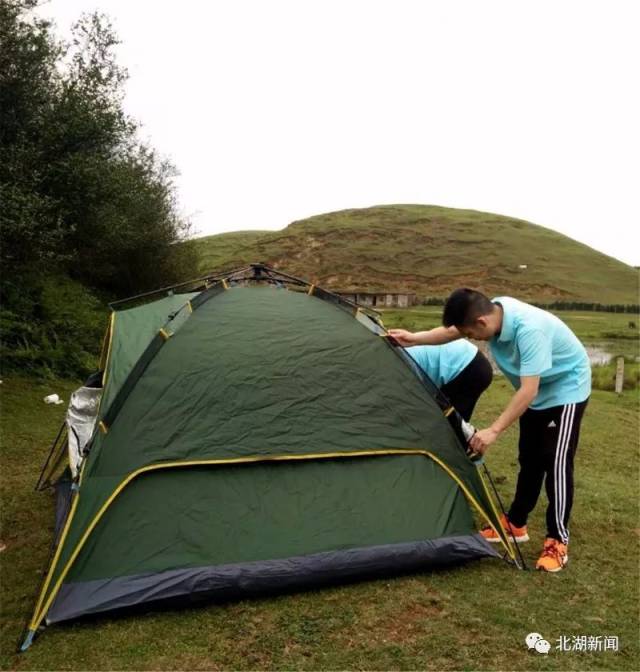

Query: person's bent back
[405,340,493,422]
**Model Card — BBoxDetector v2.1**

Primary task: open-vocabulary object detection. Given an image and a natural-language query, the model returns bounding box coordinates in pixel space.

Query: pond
[473,340,638,371]
[584,341,640,365]
[585,345,614,366]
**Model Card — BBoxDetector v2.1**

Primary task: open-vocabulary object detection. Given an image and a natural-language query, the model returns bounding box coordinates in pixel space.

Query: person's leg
[543,399,589,544]
[441,350,493,421]
[482,406,542,543]
[506,407,548,528]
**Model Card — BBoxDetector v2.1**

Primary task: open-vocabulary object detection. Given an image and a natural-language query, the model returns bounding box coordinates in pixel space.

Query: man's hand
[469,427,500,455]
[387,329,419,346]
[467,376,540,457]
[387,326,461,346]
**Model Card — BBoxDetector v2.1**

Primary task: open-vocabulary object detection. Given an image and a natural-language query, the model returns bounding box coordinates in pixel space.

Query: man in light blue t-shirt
[405,340,492,421]
[389,289,591,573]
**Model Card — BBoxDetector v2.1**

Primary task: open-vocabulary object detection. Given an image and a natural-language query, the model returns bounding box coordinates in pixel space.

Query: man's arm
[387,325,462,346]
[469,376,540,454]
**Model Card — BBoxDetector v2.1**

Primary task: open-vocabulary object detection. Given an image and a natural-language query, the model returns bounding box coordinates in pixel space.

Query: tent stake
[35,421,66,491]
[19,629,35,652]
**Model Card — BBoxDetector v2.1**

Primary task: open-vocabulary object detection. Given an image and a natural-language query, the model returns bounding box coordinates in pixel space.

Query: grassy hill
[188,205,638,304]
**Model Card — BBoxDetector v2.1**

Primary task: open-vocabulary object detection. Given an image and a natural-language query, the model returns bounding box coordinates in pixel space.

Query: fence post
[615,357,625,394]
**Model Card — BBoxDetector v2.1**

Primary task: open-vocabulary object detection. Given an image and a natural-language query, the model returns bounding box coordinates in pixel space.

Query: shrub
[591,361,640,392]
[0,274,105,378]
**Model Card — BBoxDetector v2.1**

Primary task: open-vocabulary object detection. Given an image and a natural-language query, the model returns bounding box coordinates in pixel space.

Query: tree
[0,0,198,376]
[0,0,196,295]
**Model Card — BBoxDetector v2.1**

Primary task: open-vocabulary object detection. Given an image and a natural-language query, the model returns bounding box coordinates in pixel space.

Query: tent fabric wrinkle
[23,266,510,650]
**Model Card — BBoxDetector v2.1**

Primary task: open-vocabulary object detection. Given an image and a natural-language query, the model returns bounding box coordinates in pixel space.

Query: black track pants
[441,350,493,422]
[507,399,589,544]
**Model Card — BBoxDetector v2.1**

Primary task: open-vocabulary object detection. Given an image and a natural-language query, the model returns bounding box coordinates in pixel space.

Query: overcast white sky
[38,0,640,266]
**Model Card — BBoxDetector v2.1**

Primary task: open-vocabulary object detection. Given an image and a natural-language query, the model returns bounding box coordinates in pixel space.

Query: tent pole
[481,463,528,570]
[107,265,254,309]
[18,629,35,652]
[249,264,379,316]
[17,471,78,653]
[108,263,378,320]
[35,421,66,491]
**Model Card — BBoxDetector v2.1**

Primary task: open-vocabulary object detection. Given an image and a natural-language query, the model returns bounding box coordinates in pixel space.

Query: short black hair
[442,288,495,327]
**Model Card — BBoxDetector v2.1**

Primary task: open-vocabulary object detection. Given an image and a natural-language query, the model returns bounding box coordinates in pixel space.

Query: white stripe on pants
[554,403,575,544]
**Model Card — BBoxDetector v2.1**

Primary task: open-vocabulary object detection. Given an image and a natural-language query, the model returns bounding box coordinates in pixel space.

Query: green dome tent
[23,265,514,650]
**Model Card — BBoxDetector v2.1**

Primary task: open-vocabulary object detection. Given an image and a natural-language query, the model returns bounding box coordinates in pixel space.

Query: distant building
[336,291,418,309]
[518,264,528,270]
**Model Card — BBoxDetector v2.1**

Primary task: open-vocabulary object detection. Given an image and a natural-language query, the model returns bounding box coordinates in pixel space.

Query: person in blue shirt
[405,340,492,422]
[389,288,591,573]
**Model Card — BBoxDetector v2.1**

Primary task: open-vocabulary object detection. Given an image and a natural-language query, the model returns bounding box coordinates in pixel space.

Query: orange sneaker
[536,538,568,572]
[480,514,529,543]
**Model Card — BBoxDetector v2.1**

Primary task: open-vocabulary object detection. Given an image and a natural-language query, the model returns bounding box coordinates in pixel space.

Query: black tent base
[44,534,498,627]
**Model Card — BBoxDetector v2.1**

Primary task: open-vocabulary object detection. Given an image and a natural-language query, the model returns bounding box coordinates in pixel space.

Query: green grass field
[382,308,640,366]
[382,307,640,391]
[1,375,638,671]
[378,307,638,340]
[189,205,639,304]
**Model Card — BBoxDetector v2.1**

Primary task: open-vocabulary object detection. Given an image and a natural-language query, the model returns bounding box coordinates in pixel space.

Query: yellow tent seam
[101,312,116,388]
[28,490,81,629]
[29,451,91,629]
[98,320,110,372]
[29,448,506,630]
[418,451,512,557]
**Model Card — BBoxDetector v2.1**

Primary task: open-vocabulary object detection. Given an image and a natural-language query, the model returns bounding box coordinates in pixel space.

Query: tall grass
[0,275,106,379]
[592,360,639,391]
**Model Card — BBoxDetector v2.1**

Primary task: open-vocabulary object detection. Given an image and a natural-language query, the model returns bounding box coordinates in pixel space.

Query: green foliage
[0,274,105,378]
[422,296,445,306]
[0,1,197,377]
[531,301,640,314]
[0,2,197,294]
[423,298,640,313]
[592,361,639,391]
